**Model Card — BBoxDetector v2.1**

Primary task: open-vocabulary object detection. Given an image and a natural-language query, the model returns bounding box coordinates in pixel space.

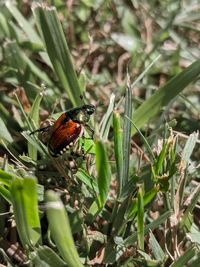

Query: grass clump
[0,1,200,266]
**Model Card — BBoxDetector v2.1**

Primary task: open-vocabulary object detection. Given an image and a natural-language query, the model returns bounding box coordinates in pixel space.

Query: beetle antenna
[29,125,51,135]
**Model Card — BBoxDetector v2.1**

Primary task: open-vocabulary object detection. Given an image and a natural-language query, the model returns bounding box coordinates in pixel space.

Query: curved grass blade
[182,131,199,163]
[125,115,155,162]
[0,185,11,204]
[178,131,199,207]
[116,55,161,109]
[137,185,144,250]
[0,117,13,143]
[28,92,44,160]
[99,93,115,141]
[22,131,47,156]
[76,169,98,193]
[122,80,132,185]
[132,60,200,135]
[170,246,197,267]
[149,230,166,262]
[113,111,123,196]
[11,177,42,248]
[0,12,10,37]
[0,140,27,168]
[45,190,83,267]
[126,186,159,220]
[32,3,82,106]
[95,141,111,208]
[32,246,67,267]
[5,1,52,67]
[0,169,13,186]
[87,140,111,220]
[125,210,172,246]
[4,40,52,86]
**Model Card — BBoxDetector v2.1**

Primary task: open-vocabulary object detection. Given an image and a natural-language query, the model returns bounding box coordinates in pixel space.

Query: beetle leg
[68,155,78,175]
[70,138,85,159]
[81,130,85,160]
[84,124,94,139]
[30,125,52,135]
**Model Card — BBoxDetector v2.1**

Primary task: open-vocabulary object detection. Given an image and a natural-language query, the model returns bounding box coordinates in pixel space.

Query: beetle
[30,104,95,157]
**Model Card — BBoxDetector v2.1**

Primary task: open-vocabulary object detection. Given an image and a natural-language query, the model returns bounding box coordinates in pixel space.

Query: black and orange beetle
[31,104,95,157]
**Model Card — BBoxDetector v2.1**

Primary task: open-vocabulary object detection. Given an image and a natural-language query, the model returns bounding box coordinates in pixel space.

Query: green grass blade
[14,92,32,130]
[24,55,53,86]
[155,141,168,175]
[0,140,27,168]
[149,231,166,262]
[5,1,52,67]
[113,111,123,196]
[4,40,52,88]
[32,246,67,267]
[99,93,115,140]
[187,252,200,267]
[11,177,42,248]
[178,131,199,207]
[87,142,111,219]
[137,185,144,250]
[119,175,138,201]
[131,55,161,88]
[181,186,200,225]
[14,91,44,160]
[6,2,41,44]
[132,60,200,134]
[4,40,52,85]
[170,246,197,267]
[111,200,130,237]
[45,190,83,267]
[182,131,199,163]
[76,169,98,193]
[0,185,12,204]
[32,3,82,106]
[186,186,200,215]
[0,169,13,186]
[28,92,44,160]
[87,200,100,220]
[0,117,13,143]
[22,131,47,156]
[148,119,177,140]
[125,115,155,162]
[122,81,132,185]
[126,186,158,220]
[0,12,10,37]
[95,141,111,208]
[116,55,161,109]
[125,210,172,246]
[4,40,25,73]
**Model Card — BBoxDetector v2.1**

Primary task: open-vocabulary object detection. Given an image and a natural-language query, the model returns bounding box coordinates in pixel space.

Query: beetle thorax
[76,111,90,124]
